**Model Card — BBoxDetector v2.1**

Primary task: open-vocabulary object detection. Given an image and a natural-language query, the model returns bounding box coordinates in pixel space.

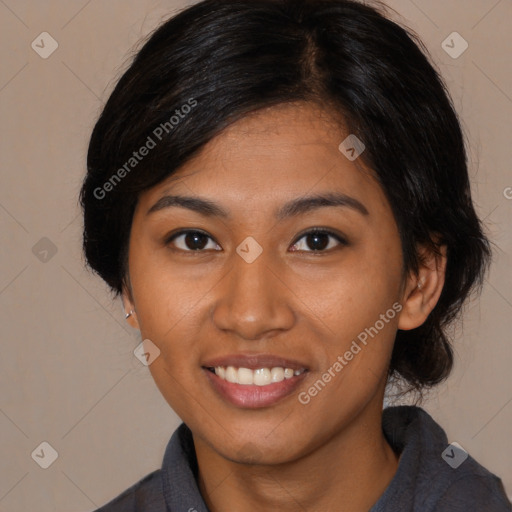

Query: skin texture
[122,102,447,511]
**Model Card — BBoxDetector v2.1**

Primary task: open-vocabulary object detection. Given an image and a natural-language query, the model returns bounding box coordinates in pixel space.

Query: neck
[194,401,399,512]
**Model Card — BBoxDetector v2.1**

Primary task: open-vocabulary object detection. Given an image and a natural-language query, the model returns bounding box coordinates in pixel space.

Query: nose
[211,243,296,341]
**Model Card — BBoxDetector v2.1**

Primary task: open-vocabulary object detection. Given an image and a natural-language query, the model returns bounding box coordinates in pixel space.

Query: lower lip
[203,369,307,409]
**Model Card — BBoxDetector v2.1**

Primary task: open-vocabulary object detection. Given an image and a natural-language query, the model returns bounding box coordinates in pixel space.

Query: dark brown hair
[80,0,492,394]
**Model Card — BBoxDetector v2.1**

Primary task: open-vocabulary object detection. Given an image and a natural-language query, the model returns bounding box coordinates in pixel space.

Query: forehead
[136,102,389,220]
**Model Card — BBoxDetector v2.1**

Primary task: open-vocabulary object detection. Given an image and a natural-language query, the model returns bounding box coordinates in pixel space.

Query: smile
[207,366,306,386]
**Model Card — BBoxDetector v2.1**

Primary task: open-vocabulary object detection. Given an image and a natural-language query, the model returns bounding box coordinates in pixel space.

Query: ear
[121,283,140,330]
[397,240,447,331]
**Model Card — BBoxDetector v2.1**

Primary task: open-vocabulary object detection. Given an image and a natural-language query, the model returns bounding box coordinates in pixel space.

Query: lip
[201,353,310,409]
[203,367,308,409]
[202,353,309,372]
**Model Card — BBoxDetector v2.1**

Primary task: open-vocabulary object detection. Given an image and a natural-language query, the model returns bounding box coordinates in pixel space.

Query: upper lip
[202,353,309,371]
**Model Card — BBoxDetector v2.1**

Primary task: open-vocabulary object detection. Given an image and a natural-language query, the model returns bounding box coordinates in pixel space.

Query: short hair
[80,0,492,395]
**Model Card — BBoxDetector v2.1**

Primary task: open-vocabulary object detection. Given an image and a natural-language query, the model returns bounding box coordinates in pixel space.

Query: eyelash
[164,228,348,255]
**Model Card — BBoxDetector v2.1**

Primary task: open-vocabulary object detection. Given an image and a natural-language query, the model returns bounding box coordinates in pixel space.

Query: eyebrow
[146,192,369,219]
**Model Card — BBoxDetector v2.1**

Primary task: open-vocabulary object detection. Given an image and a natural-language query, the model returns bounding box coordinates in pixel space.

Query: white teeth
[271,367,284,382]
[225,366,238,383]
[238,367,253,385]
[284,368,294,379]
[214,365,304,385]
[253,368,272,386]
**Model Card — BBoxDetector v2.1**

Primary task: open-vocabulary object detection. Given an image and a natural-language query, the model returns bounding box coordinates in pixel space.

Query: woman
[81,0,511,510]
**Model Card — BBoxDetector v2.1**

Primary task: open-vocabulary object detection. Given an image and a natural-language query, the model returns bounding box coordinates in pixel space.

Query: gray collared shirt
[94,406,511,511]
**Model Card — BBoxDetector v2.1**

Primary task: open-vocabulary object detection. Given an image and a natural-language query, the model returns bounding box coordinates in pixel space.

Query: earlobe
[121,286,140,329]
[397,242,447,331]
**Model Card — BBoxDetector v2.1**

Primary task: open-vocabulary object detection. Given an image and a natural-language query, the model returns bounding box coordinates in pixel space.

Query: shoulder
[438,472,512,511]
[93,469,166,512]
[376,406,511,511]
[92,423,198,512]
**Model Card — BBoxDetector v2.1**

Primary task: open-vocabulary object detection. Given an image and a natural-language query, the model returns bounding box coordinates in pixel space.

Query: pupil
[307,233,328,251]
[186,232,207,250]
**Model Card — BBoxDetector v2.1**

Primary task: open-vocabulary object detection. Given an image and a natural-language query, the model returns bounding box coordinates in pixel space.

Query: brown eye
[290,229,347,253]
[166,230,221,252]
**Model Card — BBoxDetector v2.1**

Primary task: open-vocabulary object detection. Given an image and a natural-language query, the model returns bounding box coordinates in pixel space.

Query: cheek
[317,249,401,333]
[146,358,200,424]
[129,245,208,336]
[310,250,401,391]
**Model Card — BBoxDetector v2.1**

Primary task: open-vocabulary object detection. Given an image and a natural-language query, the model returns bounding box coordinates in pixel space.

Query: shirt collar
[160,406,443,512]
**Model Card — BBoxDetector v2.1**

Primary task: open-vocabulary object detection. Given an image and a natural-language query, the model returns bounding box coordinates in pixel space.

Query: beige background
[0,0,510,510]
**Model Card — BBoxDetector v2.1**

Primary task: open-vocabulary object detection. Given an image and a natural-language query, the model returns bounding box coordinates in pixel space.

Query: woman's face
[123,102,418,464]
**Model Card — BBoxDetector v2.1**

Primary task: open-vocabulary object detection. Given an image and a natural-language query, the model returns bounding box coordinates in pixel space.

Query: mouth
[205,365,306,385]
[201,354,309,409]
